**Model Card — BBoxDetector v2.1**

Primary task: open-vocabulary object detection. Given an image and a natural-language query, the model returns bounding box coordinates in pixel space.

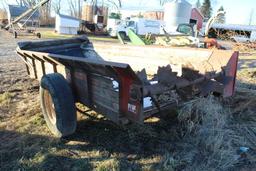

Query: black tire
[40,73,77,137]
[14,31,17,38]
[119,32,127,40]
[36,33,41,38]
[230,38,236,42]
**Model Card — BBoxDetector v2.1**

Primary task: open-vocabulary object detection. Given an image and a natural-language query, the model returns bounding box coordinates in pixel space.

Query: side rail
[16,49,144,124]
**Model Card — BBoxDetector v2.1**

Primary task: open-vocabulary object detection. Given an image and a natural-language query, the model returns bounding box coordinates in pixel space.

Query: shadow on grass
[73,113,178,152]
[0,110,179,170]
[1,82,256,170]
[0,129,91,170]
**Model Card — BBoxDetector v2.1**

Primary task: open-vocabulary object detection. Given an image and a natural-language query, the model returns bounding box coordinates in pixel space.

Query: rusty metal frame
[16,46,146,124]
[16,37,239,124]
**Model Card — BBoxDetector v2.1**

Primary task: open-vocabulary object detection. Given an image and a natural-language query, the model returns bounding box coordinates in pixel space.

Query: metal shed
[55,14,80,35]
[211,23,256,41]
[211,23,256,32]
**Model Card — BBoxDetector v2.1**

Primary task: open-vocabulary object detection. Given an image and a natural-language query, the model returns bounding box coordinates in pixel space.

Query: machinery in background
[118,11,227,50]
[108,17,163,38]
[80,3,108,34]
[4,0,50,38]
[203,11,226,49]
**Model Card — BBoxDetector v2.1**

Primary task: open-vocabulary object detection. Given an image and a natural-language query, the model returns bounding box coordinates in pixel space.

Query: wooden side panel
[90,74,119,122]
[73,70,90,105]
[70,69,120,123]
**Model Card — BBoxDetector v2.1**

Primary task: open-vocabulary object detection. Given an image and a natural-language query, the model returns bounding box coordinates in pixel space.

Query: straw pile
[157,78,256,171]
[233,42,256,52]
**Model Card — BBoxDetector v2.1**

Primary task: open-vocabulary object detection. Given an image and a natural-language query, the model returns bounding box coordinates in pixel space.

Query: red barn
[190,8,204,30]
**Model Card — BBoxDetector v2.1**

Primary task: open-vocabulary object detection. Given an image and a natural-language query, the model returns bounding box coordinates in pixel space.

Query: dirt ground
[0,29,256,171]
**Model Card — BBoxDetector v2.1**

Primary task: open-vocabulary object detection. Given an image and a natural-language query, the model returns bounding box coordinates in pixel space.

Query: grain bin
[82,4,94,23]
[164,0,192,32]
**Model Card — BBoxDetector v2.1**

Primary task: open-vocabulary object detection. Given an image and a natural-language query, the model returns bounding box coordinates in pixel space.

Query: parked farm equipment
[16,36,238,137]
[5,0,50,38]
[118,11,227,49]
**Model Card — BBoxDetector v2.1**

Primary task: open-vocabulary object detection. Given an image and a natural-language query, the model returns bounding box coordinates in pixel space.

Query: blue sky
[3,0,256,25]
[121,0,256,25]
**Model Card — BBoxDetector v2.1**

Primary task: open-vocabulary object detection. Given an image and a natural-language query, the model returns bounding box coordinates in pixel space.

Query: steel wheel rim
[44,90,57,124]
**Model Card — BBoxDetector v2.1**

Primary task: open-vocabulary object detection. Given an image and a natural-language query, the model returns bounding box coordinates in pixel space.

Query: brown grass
[1,32,256,170]
[177,96,238,170]
[0,92,12,107]
[96,158,120,171]
[1,84,256,170]
[167,79,256,171]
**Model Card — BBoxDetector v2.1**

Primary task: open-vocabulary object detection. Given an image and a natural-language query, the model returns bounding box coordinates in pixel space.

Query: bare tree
[68,0,82,18]
[52,0,61,14]
[0,0,8,10]
[40,0,51,24]
[22,0,38,6]
[84,0,122,9]
[106,0,122,9]
[159,0,171,6]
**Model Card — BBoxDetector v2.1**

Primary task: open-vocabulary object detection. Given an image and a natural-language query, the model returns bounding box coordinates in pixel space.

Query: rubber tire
[37,33,41,38]
[14,31,17,39]
[119,32,127,40]
[40,73,77,137]
[231,38,236,42]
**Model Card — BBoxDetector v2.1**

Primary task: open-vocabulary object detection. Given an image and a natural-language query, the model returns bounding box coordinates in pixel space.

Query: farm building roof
[211,23,256,32]
[58,14,80,21]
[8,5,39,19]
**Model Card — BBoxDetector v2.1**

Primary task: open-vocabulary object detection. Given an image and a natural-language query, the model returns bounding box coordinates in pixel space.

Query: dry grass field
[0,29,256,171]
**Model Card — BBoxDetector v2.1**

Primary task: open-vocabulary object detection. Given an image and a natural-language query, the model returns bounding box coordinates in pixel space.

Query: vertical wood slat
[24,53,37,79]
[32,54,46,77]
[23,56,30,75]
[43,56,58,73]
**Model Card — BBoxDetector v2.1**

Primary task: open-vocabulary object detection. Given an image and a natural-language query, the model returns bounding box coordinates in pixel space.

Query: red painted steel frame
[223,51,239,97]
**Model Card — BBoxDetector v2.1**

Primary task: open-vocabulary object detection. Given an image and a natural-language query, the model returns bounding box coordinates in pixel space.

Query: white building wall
[251,31,256,42]
[58,27,78,35]
[55,14,80,35]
